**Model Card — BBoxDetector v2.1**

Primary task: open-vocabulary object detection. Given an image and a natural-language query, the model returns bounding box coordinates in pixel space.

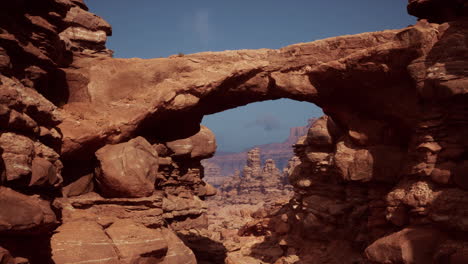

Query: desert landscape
[0,0,467,263]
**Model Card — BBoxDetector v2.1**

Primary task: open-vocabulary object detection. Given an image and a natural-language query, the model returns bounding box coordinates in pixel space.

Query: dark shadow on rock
[0,148,5,185]
[0,233,54,264]
[177,232,227,264]
[422,20,468,99]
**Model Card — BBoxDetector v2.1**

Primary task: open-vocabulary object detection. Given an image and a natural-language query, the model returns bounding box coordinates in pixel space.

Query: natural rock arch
[59,25,429,159]
[55,17,468,263]
[1,0,467,263]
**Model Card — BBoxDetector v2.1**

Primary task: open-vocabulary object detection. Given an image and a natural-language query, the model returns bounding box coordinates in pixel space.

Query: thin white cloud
[193,9,214,47]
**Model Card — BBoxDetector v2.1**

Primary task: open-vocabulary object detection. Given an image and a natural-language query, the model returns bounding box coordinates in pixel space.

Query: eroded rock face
[407,0,468,23]
[365,226,446,264]
[166,125,216,159]
[0,0,467,263]
[0,187,57,234]
[95,136,159,198]
[219,148,292,202]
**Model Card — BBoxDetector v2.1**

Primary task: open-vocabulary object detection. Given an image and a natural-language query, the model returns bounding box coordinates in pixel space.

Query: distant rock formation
[201,161,224,187]
[205,118,315,178]
[218,148,291,202]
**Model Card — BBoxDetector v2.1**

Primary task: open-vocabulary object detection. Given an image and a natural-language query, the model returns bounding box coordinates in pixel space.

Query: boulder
[365,226,446,264]
[0,187,57,233]
[51,221,120,264]
[95,137,159,198]
[0,247,14,264]
[305,116,335,148]
[29,157,59,187]
[63,6,112,34]
[0,133,34,182]
[105,220,168,263]
[166,125,216,159]
[160,228,197,264]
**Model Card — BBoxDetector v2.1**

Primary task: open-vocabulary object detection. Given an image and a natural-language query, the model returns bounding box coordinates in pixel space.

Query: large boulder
[95,136,159,198]
[105,220,168,263]
[0,133,34,183]
[0,187,57,234]
[166,125,217,159]
[365,226,446,264]
[51,221,120,264]
[51,218,195,264]
[63,6,112,34]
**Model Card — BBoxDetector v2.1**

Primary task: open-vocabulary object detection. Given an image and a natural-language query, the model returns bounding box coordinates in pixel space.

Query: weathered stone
[51,221,120,264]
[431,161,455,184]
[0,187,57,233]
[407,0,468,23]
[0,133,34,182]
[62,173,94,197]
[29,157,59,187]
[1,0,468,263]
[160,228,197,264]
[64,6,112,35]
[59,27,107,44]
[166,125,216,159]
[334,140,403,182]
[95,137,158,198]
[365,227,446,264]
[105,220,168,263]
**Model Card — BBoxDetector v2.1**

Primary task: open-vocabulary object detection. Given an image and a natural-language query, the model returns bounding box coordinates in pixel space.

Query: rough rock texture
[1,0,468,263]
[0,187,57,234]
[51,192,196,264]
[219,148,292,202]
[201,161,224,187]
[365,226,446,264]
[95,136,159,198]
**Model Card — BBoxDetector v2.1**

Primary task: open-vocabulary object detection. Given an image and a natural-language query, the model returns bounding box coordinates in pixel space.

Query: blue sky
[85,0,416,152]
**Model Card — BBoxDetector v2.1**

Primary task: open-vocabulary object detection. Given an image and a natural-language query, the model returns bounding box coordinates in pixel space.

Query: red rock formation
[201,161,224,187]
[218,148,293,205]
[204,119,315,177]
[0,0,467,263]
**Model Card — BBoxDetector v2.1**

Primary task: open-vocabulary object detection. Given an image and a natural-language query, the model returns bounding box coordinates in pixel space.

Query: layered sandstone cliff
[0,0,467,263]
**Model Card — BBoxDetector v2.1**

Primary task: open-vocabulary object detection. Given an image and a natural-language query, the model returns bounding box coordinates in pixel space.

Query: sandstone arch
[59,26,428,158]
[1,0,467,263]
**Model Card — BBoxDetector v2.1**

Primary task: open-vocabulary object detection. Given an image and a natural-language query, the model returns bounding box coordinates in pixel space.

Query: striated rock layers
[0,0,468,263]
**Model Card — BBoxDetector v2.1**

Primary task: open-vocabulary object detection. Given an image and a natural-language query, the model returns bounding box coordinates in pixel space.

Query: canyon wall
[0,0,467,263]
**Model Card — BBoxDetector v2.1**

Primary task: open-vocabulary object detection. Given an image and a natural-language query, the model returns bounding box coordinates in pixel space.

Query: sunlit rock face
[0,0,467,263]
